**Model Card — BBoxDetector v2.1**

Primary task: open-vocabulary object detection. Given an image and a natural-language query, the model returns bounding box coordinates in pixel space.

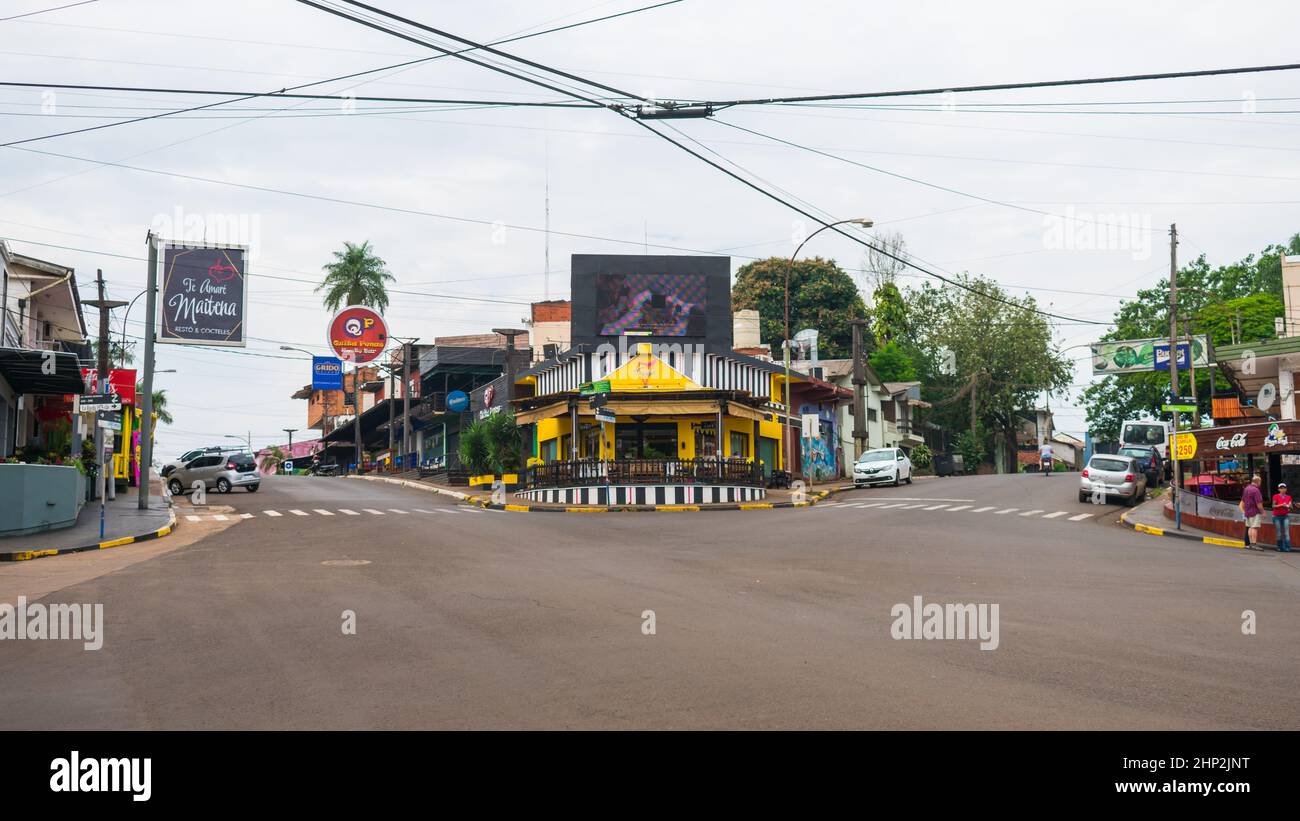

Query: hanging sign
[327,305,388,364]
[159,242,248,346]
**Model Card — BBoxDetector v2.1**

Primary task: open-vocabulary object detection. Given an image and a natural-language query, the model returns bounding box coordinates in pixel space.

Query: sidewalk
[1119,496,1244,549]
[0,483,176,562]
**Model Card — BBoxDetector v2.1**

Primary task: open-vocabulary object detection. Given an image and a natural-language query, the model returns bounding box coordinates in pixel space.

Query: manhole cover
[321,559,371,567]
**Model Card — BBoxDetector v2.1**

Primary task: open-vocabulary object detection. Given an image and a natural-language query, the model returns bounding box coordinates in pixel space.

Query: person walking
[1271,482,1293,552]
[1039,440,1053,477]
[1240,474,1266,550]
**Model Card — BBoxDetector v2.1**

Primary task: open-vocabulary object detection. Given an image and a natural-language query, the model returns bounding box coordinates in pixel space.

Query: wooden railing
[527,458,763,489]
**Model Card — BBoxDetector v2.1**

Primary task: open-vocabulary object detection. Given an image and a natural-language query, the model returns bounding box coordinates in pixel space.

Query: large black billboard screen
[596,272,706,337]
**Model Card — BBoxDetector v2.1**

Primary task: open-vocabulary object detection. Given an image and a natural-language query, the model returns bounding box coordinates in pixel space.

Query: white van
[1120,419,1172,475]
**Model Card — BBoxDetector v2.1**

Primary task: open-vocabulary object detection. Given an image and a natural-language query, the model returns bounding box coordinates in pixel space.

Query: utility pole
[283,428,297,474]
[387,358,396,466]
[849,320,868,461]
[1169,223,1182,530]
[352,364,362,473]
[138,235,159,510]
[1184,317,1199,429]
[402,340,412,467]
[83,270,126,502]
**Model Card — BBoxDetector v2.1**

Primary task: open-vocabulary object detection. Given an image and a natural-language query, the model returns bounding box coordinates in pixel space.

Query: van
[1119,419,1172,479]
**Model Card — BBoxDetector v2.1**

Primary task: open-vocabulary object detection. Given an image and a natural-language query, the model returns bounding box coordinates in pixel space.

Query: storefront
[1181,419,1300,502]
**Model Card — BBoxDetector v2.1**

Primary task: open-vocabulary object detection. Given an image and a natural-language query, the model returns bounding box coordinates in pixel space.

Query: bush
[955,429,986,470]
[458,420,492,475]
[909,443,932,469]
[484,412,523,474]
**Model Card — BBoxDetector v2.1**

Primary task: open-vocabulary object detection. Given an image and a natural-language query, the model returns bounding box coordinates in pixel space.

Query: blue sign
[1153,343,1190,372]
[312,356,344,390]
[446,390,469,413]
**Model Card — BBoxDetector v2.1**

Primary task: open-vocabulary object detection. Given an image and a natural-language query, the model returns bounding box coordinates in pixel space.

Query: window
[729,430,750,458]
[867,408,878,422]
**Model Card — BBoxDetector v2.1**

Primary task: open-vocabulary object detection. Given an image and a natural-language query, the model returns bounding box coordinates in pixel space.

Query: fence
[528,458,763,489]
[1173,487,1243,521]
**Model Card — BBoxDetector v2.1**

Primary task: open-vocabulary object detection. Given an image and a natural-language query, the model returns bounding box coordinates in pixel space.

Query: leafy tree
[732,256,869,359]
[954,428,986,472]
[458,418,492,476]
[871,281,908,345]
[90,339,134,367]
[260,445,286,473]
[316,240,396,314]
[483,411,523,474]
[136,382,173,425]
[868,340,917,381]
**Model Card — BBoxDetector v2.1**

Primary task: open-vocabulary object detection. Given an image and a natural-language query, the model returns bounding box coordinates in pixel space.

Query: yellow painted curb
[655,505,700,512]
[1205,536,1246,548]
[1,509,178,562]
[564,507,606,513]
[99,536,133,549]
[504,504,530,512]
[1134,523,1164,536]
[739,503,773,510]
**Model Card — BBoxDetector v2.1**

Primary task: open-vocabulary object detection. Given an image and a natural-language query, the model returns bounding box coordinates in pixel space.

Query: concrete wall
[0,463,83,536]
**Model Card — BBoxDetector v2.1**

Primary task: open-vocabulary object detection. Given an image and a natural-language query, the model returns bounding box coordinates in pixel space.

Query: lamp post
[785,217,872,481]
[225,433,251,454]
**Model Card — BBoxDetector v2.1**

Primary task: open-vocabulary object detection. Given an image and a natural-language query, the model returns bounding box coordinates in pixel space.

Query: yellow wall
[533,412,781,466]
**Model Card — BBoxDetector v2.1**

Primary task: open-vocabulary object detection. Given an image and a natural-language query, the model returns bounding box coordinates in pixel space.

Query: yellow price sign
[1170,431,1197,460]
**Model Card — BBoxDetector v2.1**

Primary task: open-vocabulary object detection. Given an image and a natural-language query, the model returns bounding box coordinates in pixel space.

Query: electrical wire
[0,0,97,22]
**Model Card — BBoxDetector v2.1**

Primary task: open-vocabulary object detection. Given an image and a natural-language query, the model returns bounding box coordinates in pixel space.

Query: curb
[0,509,179,562]
[344,474,473,501]
[1118,508,1245,549]
[464,488,835,513]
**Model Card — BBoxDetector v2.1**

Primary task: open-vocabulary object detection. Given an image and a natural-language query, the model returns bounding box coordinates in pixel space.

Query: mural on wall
[800,403,838,481]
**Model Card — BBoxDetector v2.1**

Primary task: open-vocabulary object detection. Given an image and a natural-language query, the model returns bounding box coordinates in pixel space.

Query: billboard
[312,356,344,390]
[108,369,136,405]
[570,255,732,351]
[159,242,248,346]
[1091,335,1212,375]
[327,305,388,364]
[596,272,707,337]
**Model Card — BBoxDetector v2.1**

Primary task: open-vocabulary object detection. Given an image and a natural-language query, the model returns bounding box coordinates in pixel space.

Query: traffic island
[0,493,177,562]
[1119,497,1245,549]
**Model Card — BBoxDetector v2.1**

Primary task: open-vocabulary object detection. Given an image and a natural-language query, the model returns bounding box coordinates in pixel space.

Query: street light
[784,217,873,483]
[225,433,251,454]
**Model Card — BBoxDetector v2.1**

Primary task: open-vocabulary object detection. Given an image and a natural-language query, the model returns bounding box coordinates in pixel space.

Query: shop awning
[726,401,768,422]
[596,399,722,416]
[514,400,570,426]
[0,346,85,395]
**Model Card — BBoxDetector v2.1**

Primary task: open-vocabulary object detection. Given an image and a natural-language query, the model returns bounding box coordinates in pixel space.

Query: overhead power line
[0,0,97,22]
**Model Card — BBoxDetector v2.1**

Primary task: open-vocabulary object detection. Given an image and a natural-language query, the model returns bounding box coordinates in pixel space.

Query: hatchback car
[854,447,913,487]
[1116,445,1162,488]
[1078,454,1147,506]
[168,452,261,495]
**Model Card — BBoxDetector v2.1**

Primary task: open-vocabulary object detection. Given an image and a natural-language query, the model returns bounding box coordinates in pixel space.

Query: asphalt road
[1,472,1297,729]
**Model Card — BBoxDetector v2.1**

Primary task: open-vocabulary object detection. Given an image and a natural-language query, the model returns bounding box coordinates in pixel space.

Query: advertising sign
[327,305,388,364]
[596,272,707,337]
[312,356,344,390]
[1091,335,1211,375]
[108,369,137,405]
[1170,431,1198,460]
[446,390,469,413]
[159,242,248,346]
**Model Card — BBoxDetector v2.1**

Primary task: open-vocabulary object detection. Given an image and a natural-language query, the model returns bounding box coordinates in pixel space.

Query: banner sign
[1091,335,1211,375]
[327,305,388,364]
[108,369,137,405]
[159,242,248,346]
[446,390,469,413]
[312,356,344,390]
[79,393,121,411]
[1190,421,1296,456]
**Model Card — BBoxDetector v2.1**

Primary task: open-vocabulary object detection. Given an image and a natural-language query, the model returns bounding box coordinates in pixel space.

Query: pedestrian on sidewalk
[1240,474,1265,550]
[1039,441,1053,477]
[1271,482,1293,553]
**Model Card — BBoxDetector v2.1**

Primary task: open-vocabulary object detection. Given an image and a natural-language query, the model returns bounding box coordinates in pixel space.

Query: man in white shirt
[1039,441,1053,477]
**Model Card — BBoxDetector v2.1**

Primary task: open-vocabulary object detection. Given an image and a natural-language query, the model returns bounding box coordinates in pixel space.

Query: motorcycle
[306,462,339,477]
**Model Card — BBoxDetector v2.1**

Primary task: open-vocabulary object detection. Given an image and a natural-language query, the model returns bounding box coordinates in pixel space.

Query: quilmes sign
[312,356,344,390]
[159,242,248,346]
[1090,335,1211,376]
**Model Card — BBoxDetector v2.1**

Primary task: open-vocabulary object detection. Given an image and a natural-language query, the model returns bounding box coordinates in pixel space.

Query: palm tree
[136,382,173,424]
[316,240,396,313]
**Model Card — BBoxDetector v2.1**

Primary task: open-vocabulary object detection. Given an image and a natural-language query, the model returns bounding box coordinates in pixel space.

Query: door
[758,438,776,478]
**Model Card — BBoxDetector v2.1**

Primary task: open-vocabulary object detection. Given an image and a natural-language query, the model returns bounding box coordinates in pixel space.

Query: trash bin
[933,453,955,477]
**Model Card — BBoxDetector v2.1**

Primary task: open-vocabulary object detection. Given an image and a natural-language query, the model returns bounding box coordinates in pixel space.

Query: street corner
[1119,502,1246,550]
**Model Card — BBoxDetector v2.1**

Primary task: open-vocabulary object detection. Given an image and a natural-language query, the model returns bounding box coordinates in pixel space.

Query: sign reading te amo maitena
[159,242,248,347]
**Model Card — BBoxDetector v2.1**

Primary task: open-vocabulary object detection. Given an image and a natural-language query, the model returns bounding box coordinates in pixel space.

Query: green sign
[1162,404,1197,413]
[579,379,611,396]
[1091,335,1211,375]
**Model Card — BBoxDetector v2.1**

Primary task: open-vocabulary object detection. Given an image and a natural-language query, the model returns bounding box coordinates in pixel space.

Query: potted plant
[458,419,494,488]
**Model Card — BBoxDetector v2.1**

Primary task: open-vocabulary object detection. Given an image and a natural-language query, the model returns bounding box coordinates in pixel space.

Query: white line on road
[972,506,996,513]
[1068,513,1095,521]
[240,513,254,519]
[993,508,1018,515]
[852,502,885,508]
[1042,511,1068,519]
[338,509,359,515]
[313,509,335,516]
[846,497,975,503]
[387,508,410,514]
[877,503,909,509]
[902,503,929,509]
[185,515,201,522]
[362,509,386,515]
[946,505,971,512]
[1019,509,1045,517]
[263,510,282,517]
[213,514,228,521]
[289,509,309,516]
[922,504,949,510]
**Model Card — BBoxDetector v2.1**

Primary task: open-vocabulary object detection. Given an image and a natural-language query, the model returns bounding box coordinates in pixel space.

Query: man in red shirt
[1271,482,1293,553]
[1240,475,1265,550]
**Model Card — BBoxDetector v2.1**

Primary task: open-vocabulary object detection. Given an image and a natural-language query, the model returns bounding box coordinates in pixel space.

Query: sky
[2,0,1299,457]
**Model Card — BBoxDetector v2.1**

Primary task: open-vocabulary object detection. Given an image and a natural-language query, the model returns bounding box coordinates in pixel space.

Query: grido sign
[327,305,388,364]
[159,242,248,346]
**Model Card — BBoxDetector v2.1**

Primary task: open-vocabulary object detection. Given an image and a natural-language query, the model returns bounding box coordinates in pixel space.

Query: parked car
[1078,454,1148,506]
[1120,419,1172,479]
[854,447,913,487]
[167,452,260,495]
[160,446,241,478]
[1117,445,1162,488]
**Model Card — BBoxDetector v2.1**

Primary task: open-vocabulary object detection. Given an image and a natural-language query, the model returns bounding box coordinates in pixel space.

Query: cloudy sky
[3,0,1299,456]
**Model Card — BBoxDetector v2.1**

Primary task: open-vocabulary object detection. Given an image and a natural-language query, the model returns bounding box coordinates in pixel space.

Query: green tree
[458,419,492,476]
[260,445,287,473]
[89,339,134,367]
[868,340,917,381]
[316,240,396,313]
[871,281,908,345]
[732,256,869,359]
[136,382,173,425]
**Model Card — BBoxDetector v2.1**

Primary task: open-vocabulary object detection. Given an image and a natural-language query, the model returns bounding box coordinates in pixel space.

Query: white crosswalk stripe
[289,509,309,516]
[853,502,885,508]
[263,510,282,517]
[922,504,949,510]
[1019,509,1045,517]
[1068,513,1095,521]
[313,509,335,516]
[186,515,201,522]
[902,503,928,509]
[1041,511,1068,519]
[946,505,971,512]
[972,506,996,513]
[363,508,385,515]
[993,508,1018,515]
[213,514,228,521]
[387,508,410,514]
[240,513,254,519]
[878,502,909,509]
[338,509,359,515]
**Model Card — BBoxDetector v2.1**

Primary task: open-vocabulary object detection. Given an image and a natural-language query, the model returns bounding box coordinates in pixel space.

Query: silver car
[1078,454,1147,506]
[167,452,261,495]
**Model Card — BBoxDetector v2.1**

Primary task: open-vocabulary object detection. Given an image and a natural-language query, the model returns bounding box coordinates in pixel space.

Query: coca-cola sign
[1216,432,1247,450]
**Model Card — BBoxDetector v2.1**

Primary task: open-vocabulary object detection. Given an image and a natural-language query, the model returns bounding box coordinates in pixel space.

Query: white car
[854,447,912,487]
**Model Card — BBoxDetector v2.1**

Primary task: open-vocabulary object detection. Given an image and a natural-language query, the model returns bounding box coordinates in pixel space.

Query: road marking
[414,508,440,514]
[387,508,410,514]
[363,508,386,515]
[853,497,975,503]
[213,514,228,521]
[993,508,1018,515]
[1068,513,1095,521]
[313,509,335,516]
[1019,509,1044,517]
[264,510,282,517]
[877,502,909,509]
[852,502,885,508]
[185,515,201,522]
[922,504,949,510]
[289,509,309,516]
[902,503,928,509]
[240,513,254,519]
[338,509,359,515]
[946,505,971,512]
[1042,511,1068,519]
[972,506,996,513]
